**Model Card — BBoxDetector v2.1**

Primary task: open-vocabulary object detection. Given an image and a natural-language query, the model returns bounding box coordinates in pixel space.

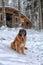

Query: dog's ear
[19,29,22,36]
[19,29,21,33]
[24,30,26,36]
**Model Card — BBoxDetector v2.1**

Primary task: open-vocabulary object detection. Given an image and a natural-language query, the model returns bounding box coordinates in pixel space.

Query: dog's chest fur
[20,43,25,48]
[19,38,25,48]
[17,38,25,48]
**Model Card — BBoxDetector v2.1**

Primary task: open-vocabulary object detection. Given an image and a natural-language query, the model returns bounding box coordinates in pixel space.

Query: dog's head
[19,29,26,38]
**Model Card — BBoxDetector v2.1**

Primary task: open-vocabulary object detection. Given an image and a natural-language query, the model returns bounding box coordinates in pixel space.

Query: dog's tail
[24,47,28,50]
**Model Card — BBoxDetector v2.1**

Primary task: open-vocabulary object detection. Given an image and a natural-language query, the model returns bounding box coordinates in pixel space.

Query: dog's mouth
[22,35,24,38]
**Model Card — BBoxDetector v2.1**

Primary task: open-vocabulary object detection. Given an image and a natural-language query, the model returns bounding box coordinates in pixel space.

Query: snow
[0,26,43,65]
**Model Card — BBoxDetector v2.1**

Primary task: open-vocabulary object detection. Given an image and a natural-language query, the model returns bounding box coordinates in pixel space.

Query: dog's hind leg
[16,43,20,54]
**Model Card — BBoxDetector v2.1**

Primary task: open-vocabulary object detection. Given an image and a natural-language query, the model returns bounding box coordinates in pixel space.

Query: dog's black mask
[19,29,26,37]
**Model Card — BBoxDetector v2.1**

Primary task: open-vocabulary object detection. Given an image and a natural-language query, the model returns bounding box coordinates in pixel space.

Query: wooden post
[12,14,16,27]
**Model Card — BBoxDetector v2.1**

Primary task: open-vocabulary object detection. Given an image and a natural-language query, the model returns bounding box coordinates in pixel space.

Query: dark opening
[6,13,12,28]
[16,18,18,23]
[42,13,43,28]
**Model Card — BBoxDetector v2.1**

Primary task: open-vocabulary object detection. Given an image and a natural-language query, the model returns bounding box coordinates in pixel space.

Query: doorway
[42,13,43,28]
[6,13,12,27]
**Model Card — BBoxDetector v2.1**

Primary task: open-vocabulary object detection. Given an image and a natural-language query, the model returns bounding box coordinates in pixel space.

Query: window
[34,1,37,8]
[16,18,18,23]
[27,0,31,1]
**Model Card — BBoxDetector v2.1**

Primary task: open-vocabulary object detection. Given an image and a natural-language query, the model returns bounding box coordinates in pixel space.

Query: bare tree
[18,0,21,25]
[31,0,34,28]
[38,0,42,29]
[2,0,6,25]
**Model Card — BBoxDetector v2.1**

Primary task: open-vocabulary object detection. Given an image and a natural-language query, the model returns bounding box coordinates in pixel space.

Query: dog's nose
[22,35,24,38]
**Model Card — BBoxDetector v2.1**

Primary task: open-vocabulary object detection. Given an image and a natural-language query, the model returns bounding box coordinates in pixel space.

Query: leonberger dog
[11,29,27,54]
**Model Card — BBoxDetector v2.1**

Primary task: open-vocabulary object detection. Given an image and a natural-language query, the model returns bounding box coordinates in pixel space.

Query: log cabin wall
[0,0,32,28]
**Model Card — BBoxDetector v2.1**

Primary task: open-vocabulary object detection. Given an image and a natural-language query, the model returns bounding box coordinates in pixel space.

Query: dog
[11,29,28,54]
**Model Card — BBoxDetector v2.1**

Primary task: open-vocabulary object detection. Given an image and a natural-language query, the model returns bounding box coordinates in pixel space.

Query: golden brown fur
[11,29,27,54]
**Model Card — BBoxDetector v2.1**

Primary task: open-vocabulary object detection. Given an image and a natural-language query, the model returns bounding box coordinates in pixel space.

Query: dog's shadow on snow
[0,43,28,56]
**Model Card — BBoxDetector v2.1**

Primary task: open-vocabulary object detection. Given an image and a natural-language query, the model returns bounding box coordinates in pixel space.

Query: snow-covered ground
[0,26,43,65]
